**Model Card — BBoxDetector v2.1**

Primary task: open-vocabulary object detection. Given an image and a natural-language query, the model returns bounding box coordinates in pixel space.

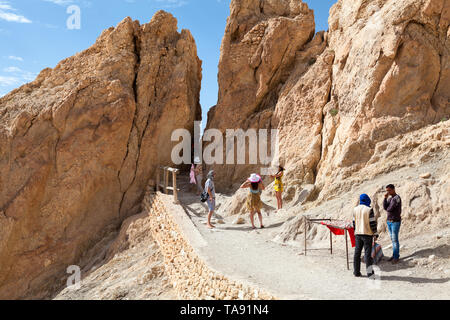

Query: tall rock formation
[206,0,316,188]
[0,11,201,299]
[316,0,449,200]
[206,0,449,198]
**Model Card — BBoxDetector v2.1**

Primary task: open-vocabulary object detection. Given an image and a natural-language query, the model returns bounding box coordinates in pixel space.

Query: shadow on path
[380,275,450,284]
[222,221,285,231]
[401,244,450,260]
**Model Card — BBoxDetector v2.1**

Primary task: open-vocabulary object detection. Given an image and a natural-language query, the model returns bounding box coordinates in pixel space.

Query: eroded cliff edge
[0,11,201,299]
[207,0,449,197]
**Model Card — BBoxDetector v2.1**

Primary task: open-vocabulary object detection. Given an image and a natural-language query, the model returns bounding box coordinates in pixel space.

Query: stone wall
[142,189,276,300]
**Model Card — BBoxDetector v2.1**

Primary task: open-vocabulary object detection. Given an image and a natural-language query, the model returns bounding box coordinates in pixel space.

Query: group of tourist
[353,184,402,278]
[190,162,402,277]
[238,166,285,229]
[190,162,285,229]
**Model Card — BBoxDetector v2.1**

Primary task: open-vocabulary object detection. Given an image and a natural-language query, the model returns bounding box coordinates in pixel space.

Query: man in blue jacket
[383,184,402,264]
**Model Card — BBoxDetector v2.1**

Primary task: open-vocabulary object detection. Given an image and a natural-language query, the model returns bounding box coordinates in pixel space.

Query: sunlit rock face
[207,0,449,198]
[0,11,201,299]
[315,0,449,199]
[205,0,317,189]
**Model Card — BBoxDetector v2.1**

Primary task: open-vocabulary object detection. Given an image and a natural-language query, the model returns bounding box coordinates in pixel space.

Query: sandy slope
[54,164,449,300]
[54,212,176,300]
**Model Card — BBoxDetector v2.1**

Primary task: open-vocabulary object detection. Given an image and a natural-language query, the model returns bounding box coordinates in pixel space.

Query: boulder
[206,0,449,202]
[0,12,201,299]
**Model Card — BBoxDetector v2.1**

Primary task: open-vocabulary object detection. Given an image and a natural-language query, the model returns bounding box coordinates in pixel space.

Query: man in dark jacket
[383,184,402,264]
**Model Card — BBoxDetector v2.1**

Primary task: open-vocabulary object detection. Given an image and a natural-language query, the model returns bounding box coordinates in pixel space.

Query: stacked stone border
[142,188,277,300]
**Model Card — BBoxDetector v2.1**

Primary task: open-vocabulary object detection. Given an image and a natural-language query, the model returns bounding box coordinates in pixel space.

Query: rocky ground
[0,11,201,299]
[52,163,449,300]
[55,212,175,300]
[53,122,450,300]
[1,0,448,300]
[177,167,449,299]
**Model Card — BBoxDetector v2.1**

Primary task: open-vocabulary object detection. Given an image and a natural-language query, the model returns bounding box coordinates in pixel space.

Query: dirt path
[178,177,450,300]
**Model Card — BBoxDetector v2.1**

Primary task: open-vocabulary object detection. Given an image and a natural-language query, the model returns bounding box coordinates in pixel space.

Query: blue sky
[0,0,336,124]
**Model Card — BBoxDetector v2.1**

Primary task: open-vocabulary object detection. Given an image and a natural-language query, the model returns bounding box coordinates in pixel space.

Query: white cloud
[3,66,22,73]
[0,1,32,23]
[44,23,59,29]
[42,0,74,4]
[42,0,92,7]
[0,75,20,86]
[22,72,37,81]
[155,0,188,8]
[0,67,37,88]
[7,55,24,61]
[124,0,189,7]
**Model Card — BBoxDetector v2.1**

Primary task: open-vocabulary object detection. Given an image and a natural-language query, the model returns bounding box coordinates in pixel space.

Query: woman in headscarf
[240,173,265,229]
[352,193,378,278]
[204,170,216,229]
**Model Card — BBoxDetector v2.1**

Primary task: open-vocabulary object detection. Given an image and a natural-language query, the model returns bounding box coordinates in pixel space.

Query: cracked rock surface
[0,11,201,299]
[206,0,449,194]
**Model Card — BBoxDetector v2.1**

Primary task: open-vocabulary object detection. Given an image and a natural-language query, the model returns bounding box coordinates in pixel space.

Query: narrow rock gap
[313,73,333,186]
[118,35,168,217]
[430,52,443,117]
[118,30,142,218]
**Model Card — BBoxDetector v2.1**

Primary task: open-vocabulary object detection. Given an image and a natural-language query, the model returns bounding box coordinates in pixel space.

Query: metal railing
[304,217,351,270]
[156,166,179,204]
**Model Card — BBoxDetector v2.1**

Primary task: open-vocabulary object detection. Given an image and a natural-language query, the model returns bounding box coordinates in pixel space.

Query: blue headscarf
[359,194,371,207]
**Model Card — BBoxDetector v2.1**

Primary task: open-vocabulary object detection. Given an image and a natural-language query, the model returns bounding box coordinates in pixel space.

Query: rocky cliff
[207,0,449,252]
[54,210,176,300]
[207,0,449,196]
[315,0,449,200]
[206,0,317,187]
[1,0,449,301]
[0,11,201,299]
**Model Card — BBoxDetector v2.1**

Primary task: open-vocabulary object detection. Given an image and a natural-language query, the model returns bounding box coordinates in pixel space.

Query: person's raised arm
[383,197,390,210]
[259,181,265,191]
[240,181,251,189]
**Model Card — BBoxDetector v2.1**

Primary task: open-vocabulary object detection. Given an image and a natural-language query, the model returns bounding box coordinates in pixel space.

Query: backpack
[364,242,384,264]
[372,242,384,264]
[200,190,208,203]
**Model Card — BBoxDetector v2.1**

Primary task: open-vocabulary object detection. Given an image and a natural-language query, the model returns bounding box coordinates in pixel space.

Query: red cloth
[325,225,344,235]
[348,228,355,248]
[321,222,356,248]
